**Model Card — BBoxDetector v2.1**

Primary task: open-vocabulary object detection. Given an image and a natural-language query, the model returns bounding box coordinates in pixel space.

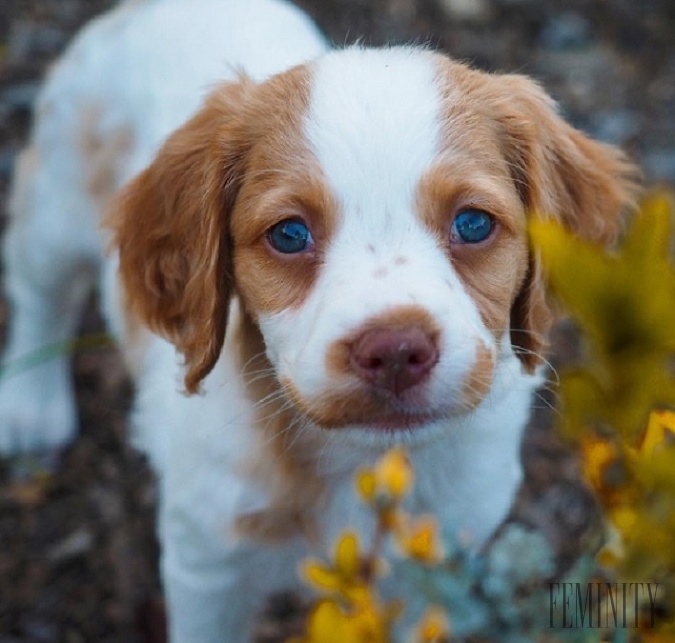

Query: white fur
[0,4,543,642]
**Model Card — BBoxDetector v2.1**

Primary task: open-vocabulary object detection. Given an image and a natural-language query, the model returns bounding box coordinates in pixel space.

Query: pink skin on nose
[349,327,439,396]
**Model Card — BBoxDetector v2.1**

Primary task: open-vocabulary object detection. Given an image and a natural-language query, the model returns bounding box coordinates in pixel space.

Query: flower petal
[303,560,342,591]
[355,470,377,504]
[375,447,413,500]
[335,531,361,581]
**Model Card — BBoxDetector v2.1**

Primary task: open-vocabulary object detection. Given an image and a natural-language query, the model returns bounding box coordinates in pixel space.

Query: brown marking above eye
[218,61,345,318]
[232,163,340,317]
[417,59,533,345]
[430,54,639,370]
[414,164,529,342]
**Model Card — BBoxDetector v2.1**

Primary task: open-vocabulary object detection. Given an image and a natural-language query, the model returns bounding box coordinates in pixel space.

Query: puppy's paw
[0,360,77,455]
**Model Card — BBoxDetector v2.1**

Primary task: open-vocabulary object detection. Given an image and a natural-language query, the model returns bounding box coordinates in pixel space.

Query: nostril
[366,356,384,370]
[408,351,424,365]
[349,327,439,394]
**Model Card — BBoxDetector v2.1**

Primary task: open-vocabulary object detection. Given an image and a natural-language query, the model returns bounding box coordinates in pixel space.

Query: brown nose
[349,327,439,395]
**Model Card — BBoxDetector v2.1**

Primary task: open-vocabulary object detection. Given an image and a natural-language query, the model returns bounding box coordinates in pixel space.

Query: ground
[0,1,673,641]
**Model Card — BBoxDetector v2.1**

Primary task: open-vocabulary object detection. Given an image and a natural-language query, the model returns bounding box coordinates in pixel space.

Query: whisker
[281,416,313,454]
[511,348,560,386]
[240,348,269,372]
[530,390,562,416]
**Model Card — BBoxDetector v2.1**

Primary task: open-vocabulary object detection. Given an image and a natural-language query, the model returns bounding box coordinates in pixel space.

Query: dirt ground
[0,1,673,641]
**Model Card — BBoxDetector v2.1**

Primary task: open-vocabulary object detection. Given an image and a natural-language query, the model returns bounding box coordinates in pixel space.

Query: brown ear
[493,74,641,369]
[106,79,253,393]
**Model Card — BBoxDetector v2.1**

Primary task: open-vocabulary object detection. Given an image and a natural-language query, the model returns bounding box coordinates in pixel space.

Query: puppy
[0,0,637,640]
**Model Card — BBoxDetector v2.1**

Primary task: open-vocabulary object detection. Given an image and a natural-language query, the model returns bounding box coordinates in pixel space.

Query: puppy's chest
[236,452,458,550]
[319,466,459,541]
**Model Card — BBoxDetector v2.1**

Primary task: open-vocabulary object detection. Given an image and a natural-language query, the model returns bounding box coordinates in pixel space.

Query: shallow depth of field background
[0,0,673,641]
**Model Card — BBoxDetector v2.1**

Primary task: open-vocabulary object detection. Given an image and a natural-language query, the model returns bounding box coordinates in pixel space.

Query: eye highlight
[450,209,494,244]
[267,219,314,254]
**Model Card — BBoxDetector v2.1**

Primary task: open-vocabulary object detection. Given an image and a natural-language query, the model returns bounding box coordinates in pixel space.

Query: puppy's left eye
[267,219,314,254]
[450,209,493,244]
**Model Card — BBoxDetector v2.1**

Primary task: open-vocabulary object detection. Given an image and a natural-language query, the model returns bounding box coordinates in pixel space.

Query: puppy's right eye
[267,219,314,254]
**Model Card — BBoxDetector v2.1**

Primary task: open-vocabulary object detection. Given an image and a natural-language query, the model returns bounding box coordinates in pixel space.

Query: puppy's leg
[161,522,305,642]
[154,440,306,643]
[0,145,101,454]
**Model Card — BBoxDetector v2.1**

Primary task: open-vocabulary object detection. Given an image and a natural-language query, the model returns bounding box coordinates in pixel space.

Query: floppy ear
[493,74,641,370]
[107,79,253,393]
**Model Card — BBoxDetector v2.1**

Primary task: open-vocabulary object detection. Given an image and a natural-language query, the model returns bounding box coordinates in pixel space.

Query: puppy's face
[110,47,638,436]
[233,49,528,431]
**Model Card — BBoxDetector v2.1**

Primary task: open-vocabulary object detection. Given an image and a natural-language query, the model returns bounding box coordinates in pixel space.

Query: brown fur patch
[279,375,446,430]
[460,341,495,410]
[233,171,339,318]
[231,307,323,544]
[107,84,243,393]
[416,163,528,343]
[79,104,133,208]
[429,56,640,370]
[231,71,340,318]
[107,64,327,392]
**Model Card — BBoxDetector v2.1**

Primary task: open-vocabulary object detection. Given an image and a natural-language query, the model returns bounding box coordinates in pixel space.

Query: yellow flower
[415,605,451,642]
[303,532,365,597]
[356,447,413,506]
[640,633,675,643]
[376,447,413,499]
[292,596,390,643]
[356,470,378,504]
[580,434,620,494]
[395,515,444,564]
[637,410,675,458]
[579,433,635,509]
[608,505,639,536]
[335,531,361,580]
[596,543,621,569]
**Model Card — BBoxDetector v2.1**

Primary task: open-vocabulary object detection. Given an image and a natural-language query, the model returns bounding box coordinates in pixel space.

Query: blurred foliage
[531,190,675,640]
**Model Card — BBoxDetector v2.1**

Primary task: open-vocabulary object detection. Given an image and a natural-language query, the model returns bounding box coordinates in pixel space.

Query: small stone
[46,528,93,564]
[0,148,19,181]
[642,149,675,182]
[539,12,593,51]
[590,109,640,145]
[0,82,40,117]
[21,616,59,643]
[438,0,492,22]
[6,20,67,64]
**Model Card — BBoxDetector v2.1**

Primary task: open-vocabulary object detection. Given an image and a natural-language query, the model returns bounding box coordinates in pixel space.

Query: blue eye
[451,209,493,244]
[268,219,314,254]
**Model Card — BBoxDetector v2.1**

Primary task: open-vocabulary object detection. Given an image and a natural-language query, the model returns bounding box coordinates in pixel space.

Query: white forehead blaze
[304,46,441,229]
[298,47,481,322]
